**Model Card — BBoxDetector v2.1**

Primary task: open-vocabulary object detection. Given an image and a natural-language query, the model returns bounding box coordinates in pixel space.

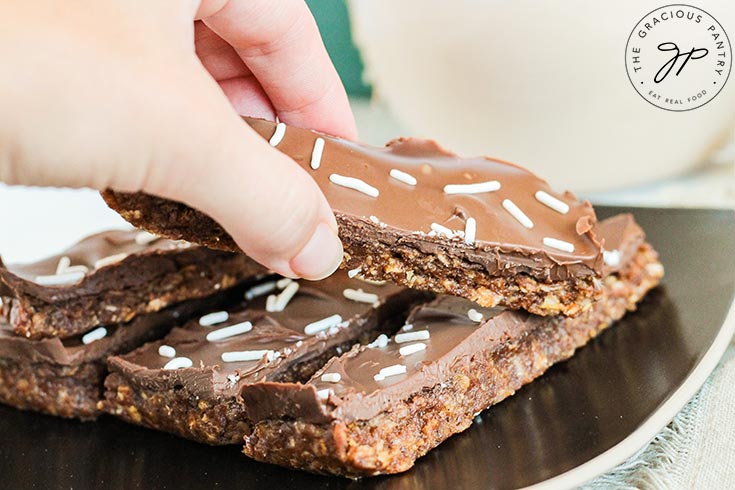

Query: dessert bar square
[101,272,427,444]
[239,214,663,477]
[0,290,240,420]
[103,117,610,316]
[0,230,265,339]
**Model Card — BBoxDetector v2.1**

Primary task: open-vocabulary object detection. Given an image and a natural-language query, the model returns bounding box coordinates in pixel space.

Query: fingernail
[290,222,344,280]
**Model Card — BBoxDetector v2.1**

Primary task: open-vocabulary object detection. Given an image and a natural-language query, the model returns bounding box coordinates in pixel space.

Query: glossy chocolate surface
[0,230,201,302]
[0,294,225,366]
[241,214,645,422]
[246,118,603,277]
[111,272,410,398]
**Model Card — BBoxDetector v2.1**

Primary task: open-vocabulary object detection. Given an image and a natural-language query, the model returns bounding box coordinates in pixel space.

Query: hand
[0,0,355,280]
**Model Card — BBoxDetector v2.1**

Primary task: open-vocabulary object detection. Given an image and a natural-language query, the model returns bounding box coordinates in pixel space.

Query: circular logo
[626,4,731,111]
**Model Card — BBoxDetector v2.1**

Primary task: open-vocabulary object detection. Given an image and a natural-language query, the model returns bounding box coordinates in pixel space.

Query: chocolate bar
[100,272,427,444]
[239,214,663,477]
[103,118,607,316]
[0,291,239,420]
[0,230,266,339]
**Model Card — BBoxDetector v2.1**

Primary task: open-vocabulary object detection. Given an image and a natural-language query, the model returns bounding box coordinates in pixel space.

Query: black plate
[1,207,734,490]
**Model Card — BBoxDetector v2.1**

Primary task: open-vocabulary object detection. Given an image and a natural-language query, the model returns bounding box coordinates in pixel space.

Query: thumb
[141,68,343,280]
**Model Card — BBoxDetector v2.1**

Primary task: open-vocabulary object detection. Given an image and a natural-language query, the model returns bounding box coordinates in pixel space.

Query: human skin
[0,0,356,280]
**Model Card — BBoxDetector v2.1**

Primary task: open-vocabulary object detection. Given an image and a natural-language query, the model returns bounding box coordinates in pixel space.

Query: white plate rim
[521,292,735,490]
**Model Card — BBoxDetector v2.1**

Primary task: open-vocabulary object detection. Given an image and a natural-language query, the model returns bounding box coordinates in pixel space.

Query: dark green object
[305,0,371,96]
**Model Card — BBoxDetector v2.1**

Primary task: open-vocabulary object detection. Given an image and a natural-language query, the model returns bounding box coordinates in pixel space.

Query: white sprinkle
[55,256,71,274]
[367,334,389,349]
[317,388,333,400]
[34,271,85,286]
[347,267,361,278]
[63,265,89,274]
[244,281,277,300]
[158,345,176,358]
[310,137,325,169]
[464,217,477,245]
[373,364,407,381]
[172,240,192,249]
[320,372,342,383]
[399,342,427,356]
[276,277,293,289]
[535,191,570,214]
[221,349,274,363]
[389,169,417,186]
[206,321,253,341]
[134,231,159,245]
[443,180,501,194]
[268,122,286,146]
[198,311,229,327]
[343,288,379,305]
[430,222,454,238]
[329,174,379,198]
[265,294,277,312]
[603,249,621,267]
[357,277,387,286]
[502,199,534,229]
[395,330,431,343]
[304,314,343,335]
[543,237,575,253]
[401,323,414,331]
[267,282,300,312]
[94,253,128,269]
[369,215,381,224]
[81,327,107,345]
[468,309,484,322]
[163,357,193,370]
[226,374,240,386]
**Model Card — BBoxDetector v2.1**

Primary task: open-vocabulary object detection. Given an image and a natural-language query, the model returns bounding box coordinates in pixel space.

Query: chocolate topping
[109,272,415,400]
[245,117,603,278]
[0,292,222,366]
[1,230,198,302]
[239,214,645,423]
[0,229,265,339]
[597,213,646,275]
[102,119,605,284]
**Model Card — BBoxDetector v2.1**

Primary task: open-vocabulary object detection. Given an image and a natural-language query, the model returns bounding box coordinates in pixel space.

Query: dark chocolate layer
[103,117,604,284]
[0,230,265,338]
[242,240,663,477]
[106,272,424,400]
[0,286,245,366]
[0,288,242,420]
[248,117,603,279]
[2,230,195,300]
[240,214,651,423]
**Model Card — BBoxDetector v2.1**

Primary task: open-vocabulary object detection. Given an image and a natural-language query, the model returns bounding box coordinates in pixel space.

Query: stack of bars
[0,230,266,419]
[1,118,665,478]
[100,119,665,477]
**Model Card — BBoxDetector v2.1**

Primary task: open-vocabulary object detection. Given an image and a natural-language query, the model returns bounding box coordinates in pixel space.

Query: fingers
[194,20,250,82]
[141,64,343,280]
[218,76,275,120]
[197,0,357,140]
[194,22,275,119]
